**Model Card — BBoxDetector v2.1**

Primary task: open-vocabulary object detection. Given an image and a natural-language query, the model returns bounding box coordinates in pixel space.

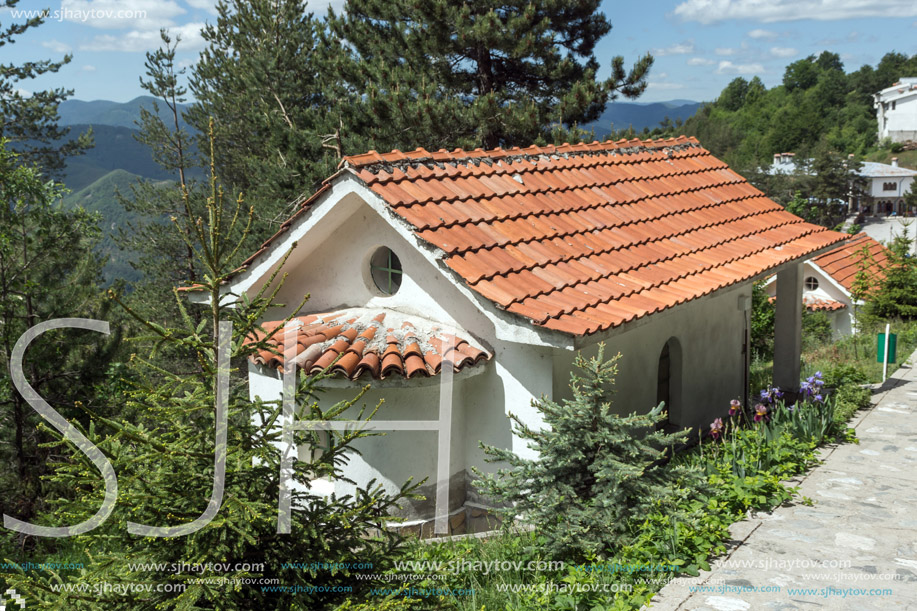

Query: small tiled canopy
[239,136,849,337]
[803,297,846,312]
[770,295,847,312]
[246,309,490,380]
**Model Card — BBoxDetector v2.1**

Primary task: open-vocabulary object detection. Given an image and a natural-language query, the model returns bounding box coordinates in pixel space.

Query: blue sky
[3,0,917,104]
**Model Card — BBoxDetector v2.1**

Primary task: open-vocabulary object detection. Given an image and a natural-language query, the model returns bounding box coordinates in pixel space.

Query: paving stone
[645,355,917,610]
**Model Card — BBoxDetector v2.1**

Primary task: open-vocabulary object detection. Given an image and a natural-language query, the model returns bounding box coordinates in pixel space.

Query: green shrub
[824,363,869,388]
[802,310,832,349]
[750,281,775,360]
[833,383,872,425]
[475,345,702,560]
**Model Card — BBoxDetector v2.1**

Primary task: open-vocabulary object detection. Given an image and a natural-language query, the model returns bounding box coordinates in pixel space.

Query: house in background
[203,137,847,535]
[875,78,917,144]
[766,153,916,217]
[856,159,917,217]
[764,233,889,337]
[768,152,800,175]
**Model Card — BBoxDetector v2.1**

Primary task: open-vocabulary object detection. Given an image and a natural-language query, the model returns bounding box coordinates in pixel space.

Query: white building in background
[875,78,917,144]
[766,153,916,217]
[858,159,917,216]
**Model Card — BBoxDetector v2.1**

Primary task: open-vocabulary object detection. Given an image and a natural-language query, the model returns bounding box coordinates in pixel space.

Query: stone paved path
[646,350,917,610]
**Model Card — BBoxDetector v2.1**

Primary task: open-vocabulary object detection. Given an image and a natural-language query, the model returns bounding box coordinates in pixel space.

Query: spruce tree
[329,0,653,151]
[475,345,700,559]
[118,30,207,333]
[6,130,418,610]
[850,243,878,357]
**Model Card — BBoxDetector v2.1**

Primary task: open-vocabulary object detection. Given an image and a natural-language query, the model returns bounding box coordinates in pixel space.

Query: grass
[863,148,917,170]
[751,319,917,391]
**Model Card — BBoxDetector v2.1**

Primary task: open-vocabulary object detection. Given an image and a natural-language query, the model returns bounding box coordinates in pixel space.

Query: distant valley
[55,96,196,283]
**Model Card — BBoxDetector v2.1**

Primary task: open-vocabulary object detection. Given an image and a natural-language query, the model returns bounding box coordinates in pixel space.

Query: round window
[369,247,403,295]
[804,276,819,291]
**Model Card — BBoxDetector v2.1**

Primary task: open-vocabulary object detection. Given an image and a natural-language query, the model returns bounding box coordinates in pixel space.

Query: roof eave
[572,235,850,350]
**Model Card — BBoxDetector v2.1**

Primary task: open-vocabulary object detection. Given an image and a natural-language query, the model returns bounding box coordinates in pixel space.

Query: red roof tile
[811,232,890,293]
[340,137,847,335]
[231,137,849,337]
[769,295,847,313]
[246,308,490,380]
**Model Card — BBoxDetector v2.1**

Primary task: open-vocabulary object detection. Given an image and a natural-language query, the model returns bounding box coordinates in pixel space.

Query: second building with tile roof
[764,232,890,337]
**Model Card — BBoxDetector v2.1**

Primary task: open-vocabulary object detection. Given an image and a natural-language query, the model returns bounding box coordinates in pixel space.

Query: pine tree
[189,0,352,236]
[0,0,91,174]
[7,129,418,610]
[475,345,700,559]
[850,243,878,357]
[118,30,207,332]
[869,224,917,320]
[0,140,120,533]
[904,179,917,216]
[329,0,653,151]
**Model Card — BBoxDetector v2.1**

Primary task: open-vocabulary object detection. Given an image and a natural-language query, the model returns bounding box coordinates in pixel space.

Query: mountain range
[55,95,701,284]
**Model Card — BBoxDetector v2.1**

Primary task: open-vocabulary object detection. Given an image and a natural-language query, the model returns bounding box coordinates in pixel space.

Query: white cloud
[61,0,186,30]
[41,40,72,53]
[715,47,736,56]
[717,60,764,75]
[770,46,797,57]
[14,87,31,98]
[184,0,217,13]
[652,41,695,56]
[80,21,205,52]
[675,0,917,24]
[748,28,778,39]
[687,57,715,66]
[82,64,97,71]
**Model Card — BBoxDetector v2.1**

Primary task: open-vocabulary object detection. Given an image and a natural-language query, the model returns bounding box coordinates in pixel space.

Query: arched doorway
[656,338,682,427]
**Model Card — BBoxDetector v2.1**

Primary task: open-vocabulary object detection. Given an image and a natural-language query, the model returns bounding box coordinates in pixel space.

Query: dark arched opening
[656,338,682,428]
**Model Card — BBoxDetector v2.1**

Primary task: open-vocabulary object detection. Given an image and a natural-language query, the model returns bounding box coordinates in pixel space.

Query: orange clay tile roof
[770,295,847,312]
[246,308,490,380]
[804,296,846,312]
[811,232,890,293]
[336,137,849,335]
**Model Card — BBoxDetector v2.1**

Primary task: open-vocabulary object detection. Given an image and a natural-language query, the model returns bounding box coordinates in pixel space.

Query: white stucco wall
[763,262,853,338]
[551,284,751,433]
[867,176,914,199]
[241,194,562,518]
[877,89,917,142]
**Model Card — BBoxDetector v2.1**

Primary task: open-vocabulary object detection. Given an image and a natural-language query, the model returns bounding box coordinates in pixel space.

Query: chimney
[892,157,899,167]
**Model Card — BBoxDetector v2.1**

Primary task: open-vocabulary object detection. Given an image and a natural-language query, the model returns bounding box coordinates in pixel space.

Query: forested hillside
[648,51,917,172]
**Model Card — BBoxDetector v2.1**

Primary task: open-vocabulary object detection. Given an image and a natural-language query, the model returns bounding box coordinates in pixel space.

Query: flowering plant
[709,417,724,440]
